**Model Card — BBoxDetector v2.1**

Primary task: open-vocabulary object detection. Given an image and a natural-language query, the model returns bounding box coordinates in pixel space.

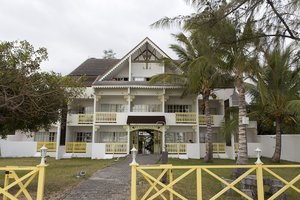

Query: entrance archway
[130,126,162,154]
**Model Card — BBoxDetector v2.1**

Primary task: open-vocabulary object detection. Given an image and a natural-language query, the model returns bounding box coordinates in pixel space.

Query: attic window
[113,77,128,81]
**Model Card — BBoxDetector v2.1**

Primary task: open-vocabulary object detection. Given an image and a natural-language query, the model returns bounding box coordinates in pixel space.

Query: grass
[0,157,119,199]
[137,158,300,200]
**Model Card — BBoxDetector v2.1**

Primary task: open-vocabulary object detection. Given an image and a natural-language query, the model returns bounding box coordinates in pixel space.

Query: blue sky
[0,0,193,75]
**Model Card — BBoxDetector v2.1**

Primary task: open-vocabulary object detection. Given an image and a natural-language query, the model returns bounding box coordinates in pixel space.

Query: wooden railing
[37,142,56,152]
[78,114,93,124]
[66,142,87,153]
[130,164,300,200]
[199,115,214,125]
[105,143,127,154]
[175,113,197,124]
[206,143,226,153]
[95,112,117,123]
[1,165,46,200]
[166,143,187,155]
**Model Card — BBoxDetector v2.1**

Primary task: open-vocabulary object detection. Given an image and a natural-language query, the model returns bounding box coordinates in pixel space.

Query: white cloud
[0,0,193,75]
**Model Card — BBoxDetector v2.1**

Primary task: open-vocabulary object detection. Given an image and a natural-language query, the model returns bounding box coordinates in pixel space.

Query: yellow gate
[130,163,300,200]
[0,165,46,200]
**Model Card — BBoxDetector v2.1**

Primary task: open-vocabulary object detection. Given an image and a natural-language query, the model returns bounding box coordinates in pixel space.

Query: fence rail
[95,112,117,123]
[78,114,93,124]
[36,142,56,152]
[166,143,187,155]
[175,113,197,124]
[65,142,87,153]
[0,165,46,200]
[130,163,300,200]
[105,143,127,154]
[205,143,226,153]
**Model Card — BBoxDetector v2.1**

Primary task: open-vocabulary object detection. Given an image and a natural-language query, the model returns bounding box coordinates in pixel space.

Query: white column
[55,121,61,160]
[231,134,236,160]
[129,56,132,81]
[92,94,97,143]
[127,126,130,154]
[162,126,165,152]
[195,96,200,143]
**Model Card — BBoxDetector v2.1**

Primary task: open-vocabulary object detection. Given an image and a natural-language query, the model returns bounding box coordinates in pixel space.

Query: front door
[130,130,161,154]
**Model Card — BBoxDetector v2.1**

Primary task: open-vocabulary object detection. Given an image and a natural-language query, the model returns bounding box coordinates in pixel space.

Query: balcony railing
[205,143,226,153]
[95,112,117,123]
[105,143,127,154]
[78,114,93,124]
[198,115,214,125]
[66,142,87,153]
[37,142,56,152]
[175,112,197,124]
[166,143,187,154]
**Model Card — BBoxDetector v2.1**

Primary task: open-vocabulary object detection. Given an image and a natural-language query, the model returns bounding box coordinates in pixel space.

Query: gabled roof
[69,58,120,76]
[96,37,170,82]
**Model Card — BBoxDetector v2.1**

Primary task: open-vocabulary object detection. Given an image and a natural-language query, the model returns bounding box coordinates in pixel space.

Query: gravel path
[62,154,160,200]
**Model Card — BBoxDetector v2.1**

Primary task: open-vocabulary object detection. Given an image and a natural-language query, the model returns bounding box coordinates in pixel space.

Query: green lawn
[0,157,119,199]
[137,158,300,200]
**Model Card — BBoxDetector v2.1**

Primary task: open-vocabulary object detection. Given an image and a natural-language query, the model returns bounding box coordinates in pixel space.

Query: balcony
[66,142,87,153]
[78,114,93,124]
[95,112,117,123]
[175,113,197,124]
[199,115,224,126]
[166,143,187,154]
[37,142,56,152]
[105,143,127,154]
[205,143,226,153]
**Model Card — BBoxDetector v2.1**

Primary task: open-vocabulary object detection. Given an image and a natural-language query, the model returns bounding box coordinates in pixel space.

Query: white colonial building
[0,37,260,159]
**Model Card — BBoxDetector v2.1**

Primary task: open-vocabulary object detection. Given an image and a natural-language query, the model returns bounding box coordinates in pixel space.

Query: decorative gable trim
[97,37,170,82]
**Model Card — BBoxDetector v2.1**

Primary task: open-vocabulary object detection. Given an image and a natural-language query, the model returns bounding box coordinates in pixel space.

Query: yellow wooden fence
[36,142,56,152]
[205,143,226,153]
[78,114,93,124]
[0,165,46,200]
[95,112,117,123]
[105,143,127,154]
[65,142,87,153]
[175,113,197,124]
[130,163,300,200]
[165,143,187,155]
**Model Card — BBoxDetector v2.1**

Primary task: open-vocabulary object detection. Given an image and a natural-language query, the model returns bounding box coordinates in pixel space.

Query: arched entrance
[130,126,162,154]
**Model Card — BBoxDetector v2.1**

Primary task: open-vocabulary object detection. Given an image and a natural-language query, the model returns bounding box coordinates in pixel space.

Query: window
[131,104,161,112]
[165,132,193,143]
[100,104,127,112]
[76,132,92,142]
[165,132,194,143]
[34,132,56,142]
[166,105,192,113]
[98,132,127,143]
[133,77,145,81]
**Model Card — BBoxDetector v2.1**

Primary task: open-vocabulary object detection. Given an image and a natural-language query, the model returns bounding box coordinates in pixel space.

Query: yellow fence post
[3,171,10,200]
[168,168,174,200]
[36,165,46,200]
[256,163,264,200]
[196,167,202,200]
[131,163,138,200]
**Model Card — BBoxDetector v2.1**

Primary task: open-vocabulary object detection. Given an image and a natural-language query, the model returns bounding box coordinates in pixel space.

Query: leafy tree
[151,32,233,162]
[0,40,82,138]
[248,42,300,163]
[103,49,116,59]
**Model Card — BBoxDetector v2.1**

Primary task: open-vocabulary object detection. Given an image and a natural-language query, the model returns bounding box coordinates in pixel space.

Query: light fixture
[40,145,48,166]
[255,147,263,164]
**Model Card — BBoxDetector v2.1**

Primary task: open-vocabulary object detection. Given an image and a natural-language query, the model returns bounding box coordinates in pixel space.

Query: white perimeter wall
[0,141,37,157]
[257,135,300,163]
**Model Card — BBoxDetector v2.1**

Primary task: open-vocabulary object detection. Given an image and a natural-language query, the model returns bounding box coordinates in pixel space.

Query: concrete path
[62,154,160,200]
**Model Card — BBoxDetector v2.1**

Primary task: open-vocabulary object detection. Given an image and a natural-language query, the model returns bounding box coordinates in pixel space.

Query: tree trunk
[272,118,281,163]
[236,71,248,165]
[204,91,213,163]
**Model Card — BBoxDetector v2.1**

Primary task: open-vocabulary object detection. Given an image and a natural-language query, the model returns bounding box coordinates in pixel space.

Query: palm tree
[249,42,300,163]
[151,32,232,162]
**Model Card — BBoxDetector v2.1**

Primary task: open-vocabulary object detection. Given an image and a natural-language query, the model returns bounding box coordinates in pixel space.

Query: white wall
[187,143,200,159]
[1,141,37,157]
[131,63,163,78]
[91,143,106,159]
[257,135,300,162]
